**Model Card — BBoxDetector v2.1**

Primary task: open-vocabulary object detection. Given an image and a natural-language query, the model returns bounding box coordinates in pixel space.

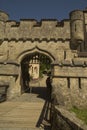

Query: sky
[0,0,87,21]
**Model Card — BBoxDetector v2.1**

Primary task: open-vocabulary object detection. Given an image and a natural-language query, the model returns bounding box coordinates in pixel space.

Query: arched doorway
[21,52,52,96]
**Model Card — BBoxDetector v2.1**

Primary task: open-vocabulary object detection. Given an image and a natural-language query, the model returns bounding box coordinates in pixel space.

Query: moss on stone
[71,106,87,124]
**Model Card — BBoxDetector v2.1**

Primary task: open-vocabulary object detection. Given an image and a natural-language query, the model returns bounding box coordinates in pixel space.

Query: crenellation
[59,19,70,26]
[70,10,84,20]
[41,20,58,27]
[0,18,70,40]
[20,19,37,28]
[4,20,20,28]
[11,22,20,27]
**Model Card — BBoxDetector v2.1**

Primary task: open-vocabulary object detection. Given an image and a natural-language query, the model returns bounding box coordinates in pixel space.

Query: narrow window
[75,24,77,32]
[67,78,70,88]
[78,78,81,89]
[64,51,66,59]
[32,66,33,73]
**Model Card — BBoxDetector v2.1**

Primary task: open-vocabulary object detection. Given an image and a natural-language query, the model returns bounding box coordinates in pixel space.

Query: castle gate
[20,49,54,94]
[0,9,87,107]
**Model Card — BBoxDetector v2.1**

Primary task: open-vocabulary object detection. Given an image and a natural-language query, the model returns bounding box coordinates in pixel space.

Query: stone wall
[51,106,87,130]
[0,39,72,99]
[0,8,87,103]
[52,59,87,108]
[0,40,70,62]
[0,20,70,40]
[1,8,87,50]
[0,62,21,99]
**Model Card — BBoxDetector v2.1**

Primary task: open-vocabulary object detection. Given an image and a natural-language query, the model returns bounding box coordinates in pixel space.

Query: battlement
[0,19,70,40]
[0,8,87,47]
[7,19,70,28]
[69,9,84,20]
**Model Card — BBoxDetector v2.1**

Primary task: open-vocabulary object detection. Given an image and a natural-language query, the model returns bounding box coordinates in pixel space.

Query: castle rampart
[0,19,70,40]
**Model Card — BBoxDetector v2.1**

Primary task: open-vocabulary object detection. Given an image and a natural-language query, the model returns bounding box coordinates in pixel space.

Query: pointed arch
[17,46,55,63]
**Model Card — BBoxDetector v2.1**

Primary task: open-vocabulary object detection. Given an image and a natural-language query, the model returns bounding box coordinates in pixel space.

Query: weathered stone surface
[54,66,87,77]
[73,59,85,66]
[0,20,70,40]
[51,106,87,130]
[62,60,72,66]
[52,77,87,107]
[0,64,19,75]
[0,8,87,108]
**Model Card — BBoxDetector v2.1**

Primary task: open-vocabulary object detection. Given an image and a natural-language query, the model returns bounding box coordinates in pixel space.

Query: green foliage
[39,62,51,77]
[70,106,87,124]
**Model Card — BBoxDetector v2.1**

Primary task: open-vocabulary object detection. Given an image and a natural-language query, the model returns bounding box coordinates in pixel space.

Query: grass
[70,106,87,124]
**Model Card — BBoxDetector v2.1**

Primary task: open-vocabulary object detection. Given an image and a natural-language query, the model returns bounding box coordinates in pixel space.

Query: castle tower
[70,10,84,50]
[0,10,9,40]
[0,10,9,21]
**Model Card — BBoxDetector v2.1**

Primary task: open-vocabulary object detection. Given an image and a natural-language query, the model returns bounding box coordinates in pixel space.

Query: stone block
[53,66,87,77]
[73,59,84,66]
[0,64,19,76]
[62,60,72,66]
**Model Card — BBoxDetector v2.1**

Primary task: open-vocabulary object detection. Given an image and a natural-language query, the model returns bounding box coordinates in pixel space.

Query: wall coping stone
[54,106,87,130]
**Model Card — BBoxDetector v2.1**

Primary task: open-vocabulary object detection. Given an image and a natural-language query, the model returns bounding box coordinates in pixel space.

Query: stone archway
[9,46,56,102]
[7,47,55,100]
[17,46,55,64]
[20,51,53,95]
[16,46,55,95]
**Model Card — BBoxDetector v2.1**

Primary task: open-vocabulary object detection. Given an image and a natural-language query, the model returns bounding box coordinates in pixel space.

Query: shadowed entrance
[21,52,52,94]
[20,52,52,129]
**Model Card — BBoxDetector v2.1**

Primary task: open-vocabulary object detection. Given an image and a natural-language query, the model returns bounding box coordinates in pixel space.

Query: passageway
[21,52,52,94]
[0,75,52,129]
[0,52,52,129]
